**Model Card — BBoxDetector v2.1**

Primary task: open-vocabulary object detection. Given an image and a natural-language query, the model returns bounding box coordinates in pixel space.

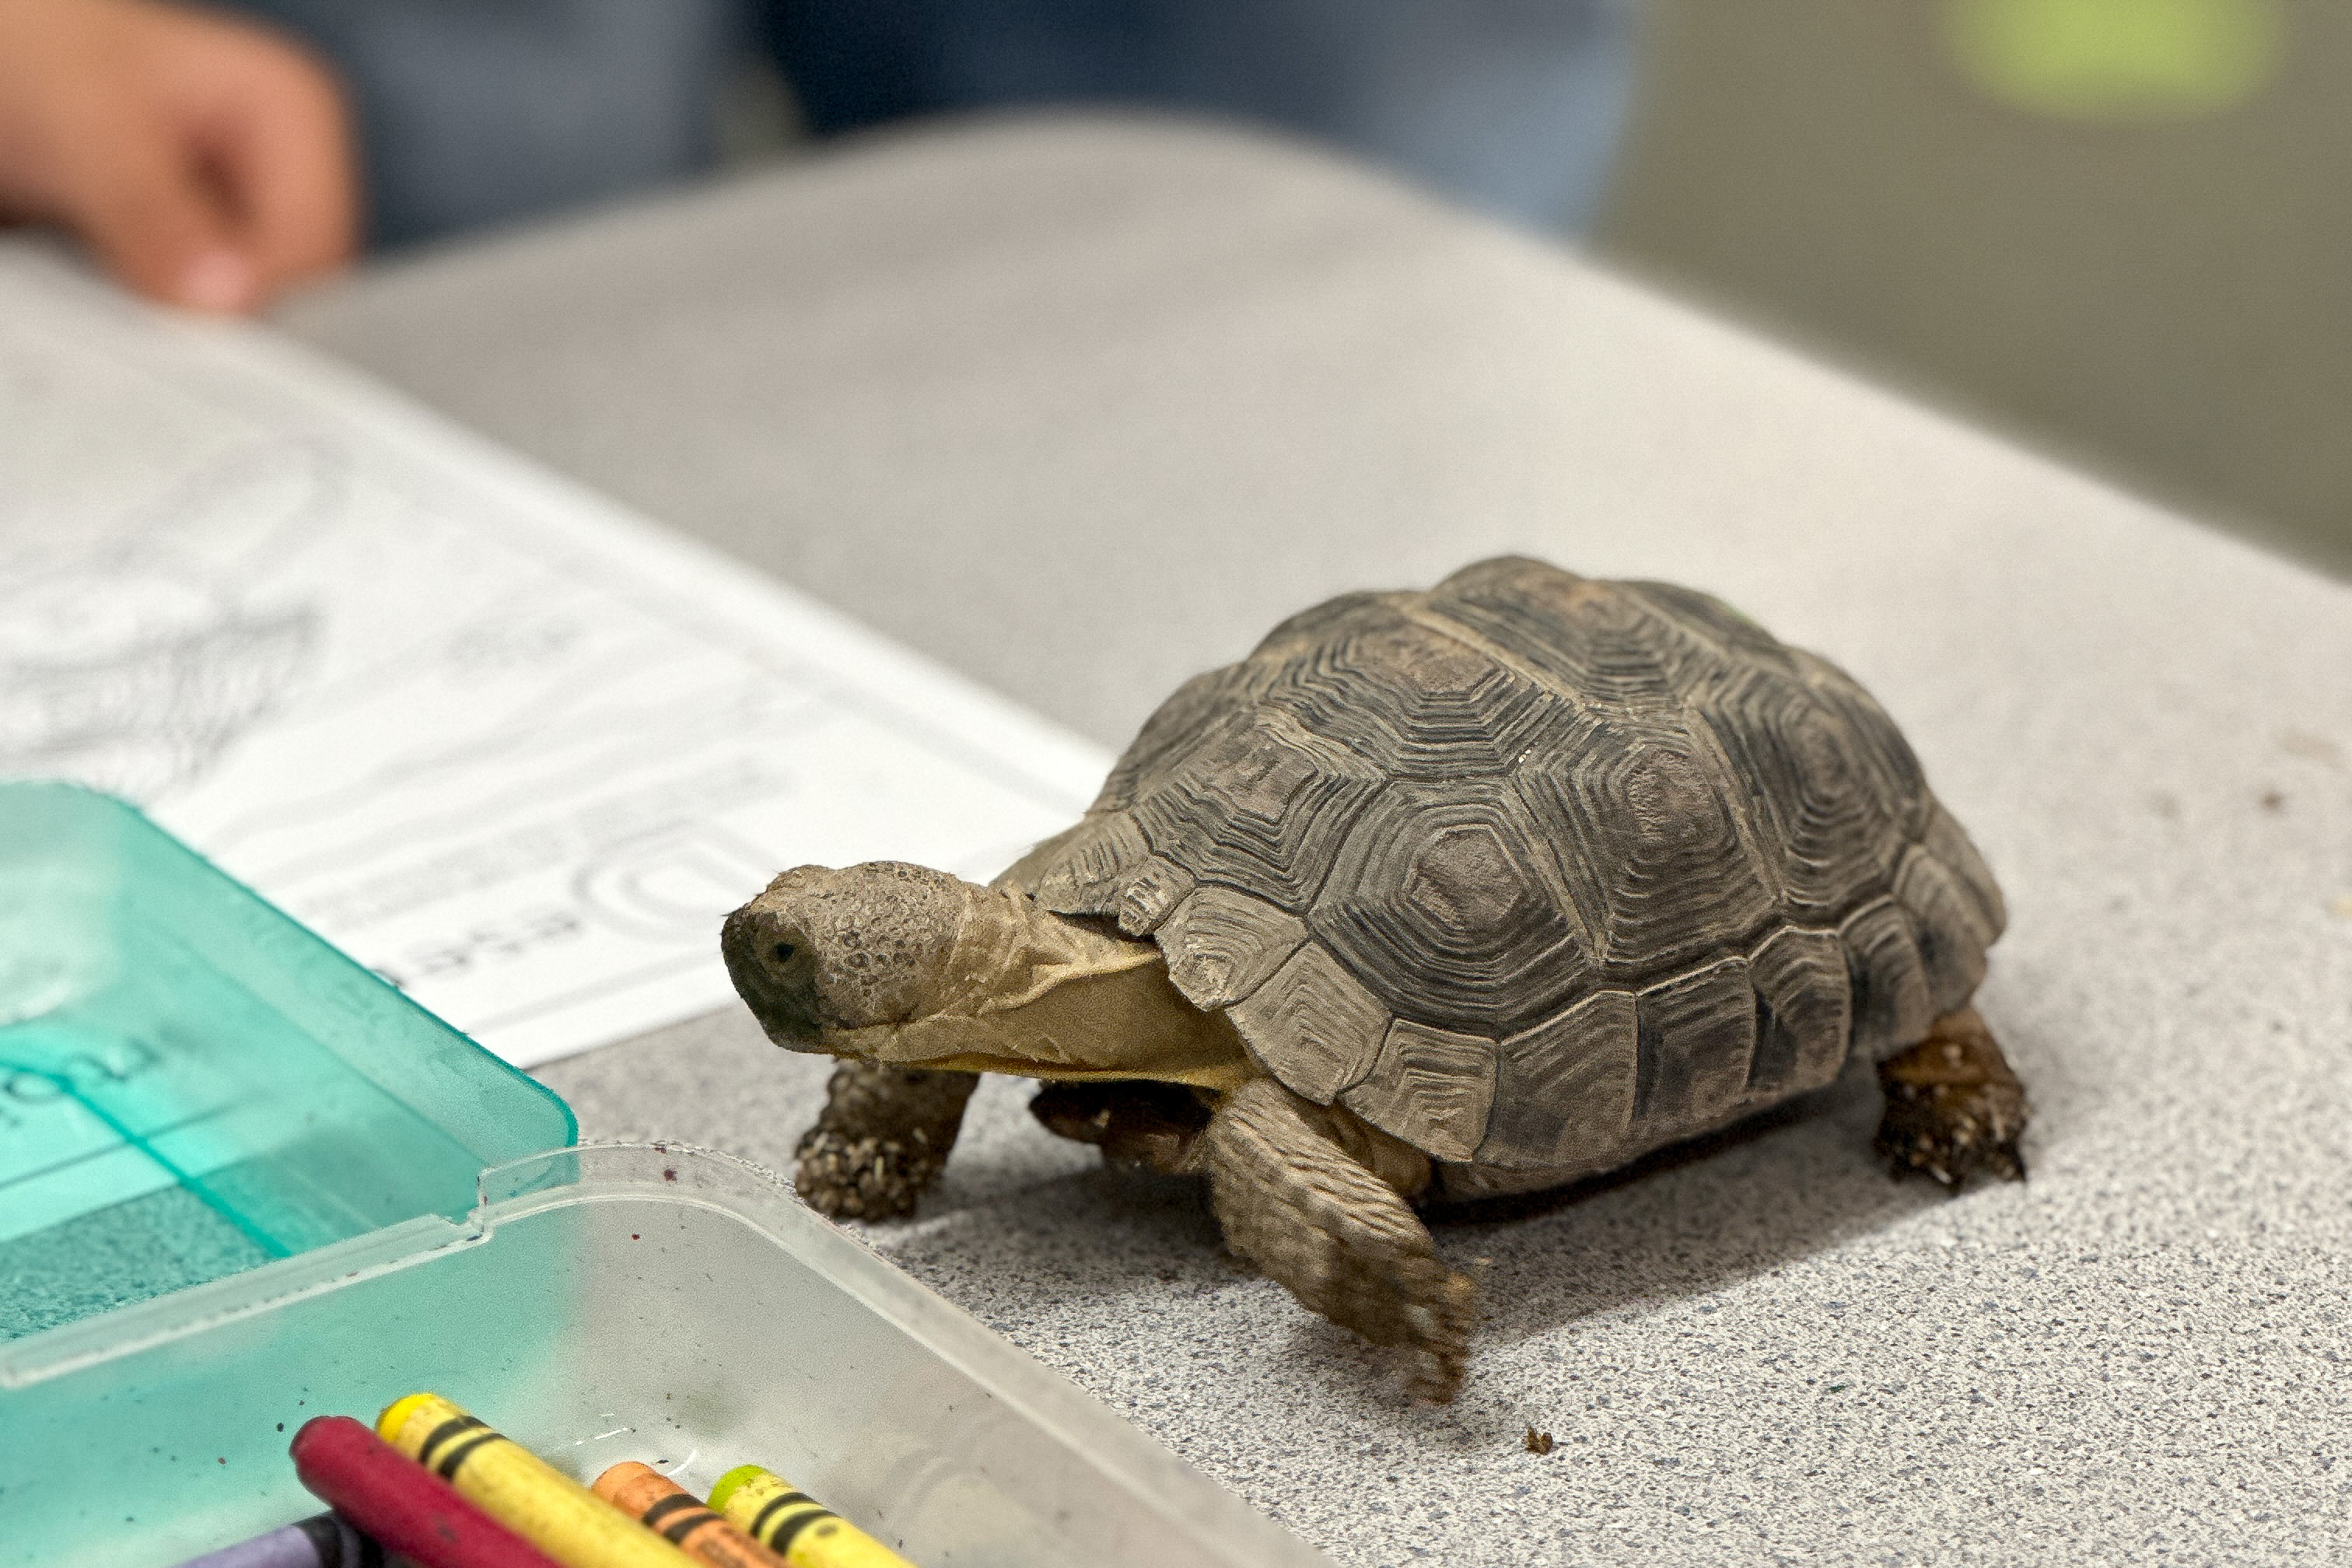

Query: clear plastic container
[0,1142,1332,1568]
[0,785,1325,1566]
[0,781,576,1339]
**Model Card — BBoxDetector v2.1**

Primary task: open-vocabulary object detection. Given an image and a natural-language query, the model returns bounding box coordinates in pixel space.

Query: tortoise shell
[999,557,2004,1178]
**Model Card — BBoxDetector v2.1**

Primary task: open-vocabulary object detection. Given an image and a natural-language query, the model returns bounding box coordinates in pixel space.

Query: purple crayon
[172,1511,394,1568]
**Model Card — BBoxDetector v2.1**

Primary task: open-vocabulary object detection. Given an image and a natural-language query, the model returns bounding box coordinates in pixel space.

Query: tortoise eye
[771,942,796,964]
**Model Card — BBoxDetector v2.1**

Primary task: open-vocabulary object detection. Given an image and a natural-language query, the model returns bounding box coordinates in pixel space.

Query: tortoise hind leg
[1030,1080,1215,1174]
[1875,1006,2030,1187]
[1199,1079,1474,1402]
[796,1061,980,1218]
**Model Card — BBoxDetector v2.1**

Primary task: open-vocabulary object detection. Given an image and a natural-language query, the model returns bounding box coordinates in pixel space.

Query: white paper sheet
[0,246,1112,1066]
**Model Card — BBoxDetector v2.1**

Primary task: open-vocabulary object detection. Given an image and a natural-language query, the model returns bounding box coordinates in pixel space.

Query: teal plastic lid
[0,782,575,1338]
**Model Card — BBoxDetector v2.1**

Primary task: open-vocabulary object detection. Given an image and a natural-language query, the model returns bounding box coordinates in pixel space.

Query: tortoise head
[721,862,971,1052]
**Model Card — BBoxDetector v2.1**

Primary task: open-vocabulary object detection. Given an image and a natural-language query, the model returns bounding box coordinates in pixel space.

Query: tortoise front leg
[1199,1079,1474,1402]
[796,1062,980,1219]
[1875,1006,2030,1186]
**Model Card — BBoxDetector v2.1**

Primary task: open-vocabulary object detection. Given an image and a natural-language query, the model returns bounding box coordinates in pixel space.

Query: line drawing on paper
[0,440,333,801]
[0,246,1107,1063]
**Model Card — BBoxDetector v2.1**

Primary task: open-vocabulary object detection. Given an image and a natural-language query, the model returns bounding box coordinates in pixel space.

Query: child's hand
[0,0,356,312]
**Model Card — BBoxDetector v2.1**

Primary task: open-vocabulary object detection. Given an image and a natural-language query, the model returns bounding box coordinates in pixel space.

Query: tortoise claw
[1398,1269,1476,1403]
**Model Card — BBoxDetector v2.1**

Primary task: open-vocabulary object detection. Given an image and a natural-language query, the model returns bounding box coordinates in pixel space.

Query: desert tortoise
[722,557,2026,1400]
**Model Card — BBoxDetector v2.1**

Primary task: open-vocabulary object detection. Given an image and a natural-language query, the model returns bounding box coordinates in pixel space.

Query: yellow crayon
[707,1465,914,1568]
[376,1393,697,1568]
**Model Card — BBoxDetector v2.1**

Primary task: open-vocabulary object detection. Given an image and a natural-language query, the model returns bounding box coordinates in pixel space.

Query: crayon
[172,1512,384,1568]
[706,1466,914,1568]
[592,1462,787,1568]
[292,1415,569,1568]
[376,1394,696,1568]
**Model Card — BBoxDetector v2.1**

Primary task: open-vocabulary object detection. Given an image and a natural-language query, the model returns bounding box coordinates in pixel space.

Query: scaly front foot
[795,1126,950,1219]
[1201,1079,1475,1402]
[794,1062,978,1219]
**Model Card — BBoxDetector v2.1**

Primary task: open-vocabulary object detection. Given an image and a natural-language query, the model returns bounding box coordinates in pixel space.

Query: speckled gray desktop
[283,116,2352,1567]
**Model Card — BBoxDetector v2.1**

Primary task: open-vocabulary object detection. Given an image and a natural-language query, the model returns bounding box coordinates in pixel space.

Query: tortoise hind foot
[1874,1007,2030,1188]
[1029,1080,1216,1174]
[795,1061,979,1220]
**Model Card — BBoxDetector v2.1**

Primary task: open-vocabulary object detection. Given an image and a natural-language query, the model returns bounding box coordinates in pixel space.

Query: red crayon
[290,1416,569,1568]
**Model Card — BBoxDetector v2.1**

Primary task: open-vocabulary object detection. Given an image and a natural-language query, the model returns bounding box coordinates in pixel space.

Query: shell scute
[1132,708,1385,912]
[1223,940,1388,1103]
[1156,884,1309,1010]
[1892,844,1993,1015]
[1923,802,2006,937]
[1618,580,1799,670]
[1477,989,1639,1171]
[1840,897,1934,1059]
[1339,1019,1497,1163]
[1310,776,1594,1035]
[1746,926,1853,1094]
[1512,709,1780,982]
[1269,611,1556,776]
[1246,590,1408,661]
[1634,956,1758,1133]
[1006,811,1149,915]
[1093,660,1269,816]
[1690,665,1906,923]
[1116,856,1195,936]
[1426,558,1708,709]
[1790,650,1932,835]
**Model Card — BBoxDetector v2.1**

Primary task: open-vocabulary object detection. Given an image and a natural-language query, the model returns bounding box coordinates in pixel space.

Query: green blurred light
[1944,0,2281,119]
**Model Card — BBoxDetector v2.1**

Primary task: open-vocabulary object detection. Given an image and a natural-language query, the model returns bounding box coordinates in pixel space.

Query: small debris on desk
[1523,1427,1554,1454]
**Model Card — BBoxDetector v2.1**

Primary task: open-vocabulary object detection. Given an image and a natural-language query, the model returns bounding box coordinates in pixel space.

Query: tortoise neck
[842,887,1255,1089]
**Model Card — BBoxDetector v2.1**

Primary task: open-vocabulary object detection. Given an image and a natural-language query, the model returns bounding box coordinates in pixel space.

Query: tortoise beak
[720,902,824,1045]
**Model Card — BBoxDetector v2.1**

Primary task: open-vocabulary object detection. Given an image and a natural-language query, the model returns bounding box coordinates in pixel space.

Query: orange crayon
[593,1464,787,1568]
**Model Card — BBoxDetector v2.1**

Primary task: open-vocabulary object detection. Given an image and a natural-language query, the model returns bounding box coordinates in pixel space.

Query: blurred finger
[67,128,254,311]
[190,35,356,292]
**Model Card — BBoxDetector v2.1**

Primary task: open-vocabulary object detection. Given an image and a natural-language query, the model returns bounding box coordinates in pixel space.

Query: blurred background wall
[1594,0,2352,578]
[694,0,2350,577]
